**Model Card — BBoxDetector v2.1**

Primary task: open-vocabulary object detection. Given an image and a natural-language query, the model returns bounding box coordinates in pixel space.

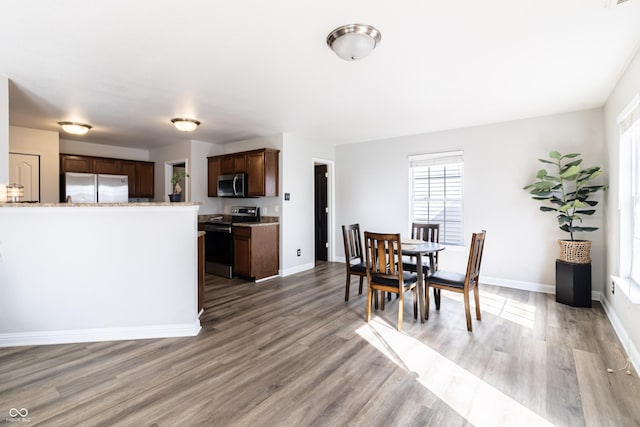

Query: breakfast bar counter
[0,202,202,347]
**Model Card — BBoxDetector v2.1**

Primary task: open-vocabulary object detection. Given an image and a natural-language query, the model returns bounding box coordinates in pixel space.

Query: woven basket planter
[558,240,591,264]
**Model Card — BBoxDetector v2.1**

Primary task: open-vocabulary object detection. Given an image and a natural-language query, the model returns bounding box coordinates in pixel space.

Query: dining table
[400,239,446,322]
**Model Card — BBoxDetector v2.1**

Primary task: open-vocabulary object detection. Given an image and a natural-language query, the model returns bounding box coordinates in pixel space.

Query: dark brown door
[314,164,328,261]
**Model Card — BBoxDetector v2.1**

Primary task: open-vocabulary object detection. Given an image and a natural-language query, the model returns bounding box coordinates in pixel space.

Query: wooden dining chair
[403,223,440,274]
[364,232,418,331]
[342,224,367,301]
[425,230,486,331]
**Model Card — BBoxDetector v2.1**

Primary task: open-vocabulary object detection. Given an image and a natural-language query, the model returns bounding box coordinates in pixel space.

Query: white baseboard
[281,262,316,277]
[482,276,555,295]
[0,322,201,348]
[599,295,640,376]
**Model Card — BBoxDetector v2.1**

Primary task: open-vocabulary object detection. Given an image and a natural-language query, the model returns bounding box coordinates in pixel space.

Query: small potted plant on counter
[169,170,189,202]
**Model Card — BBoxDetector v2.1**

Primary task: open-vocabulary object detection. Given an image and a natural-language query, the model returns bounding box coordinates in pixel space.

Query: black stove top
[207,206,260,225]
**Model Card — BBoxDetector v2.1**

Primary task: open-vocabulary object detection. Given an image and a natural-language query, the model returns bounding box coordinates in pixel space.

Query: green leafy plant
[171,170,189,194]
[523,151,607,241]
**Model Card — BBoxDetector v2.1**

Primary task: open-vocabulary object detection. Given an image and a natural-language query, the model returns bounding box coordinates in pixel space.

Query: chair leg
[381,292,386,310]
[413,286,418,319]
[398,292,404,331]
[463,291,472,331]
[358,276,364,294]
[474,285,481,320]
[434,288,441,310]
[366,286,373,322]
[374,289,379,309]
[425,285,430,320]
[345,273,351,302]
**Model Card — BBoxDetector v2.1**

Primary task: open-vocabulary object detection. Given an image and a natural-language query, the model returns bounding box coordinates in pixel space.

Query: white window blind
[409,151,464,246]
[618,93,640,284]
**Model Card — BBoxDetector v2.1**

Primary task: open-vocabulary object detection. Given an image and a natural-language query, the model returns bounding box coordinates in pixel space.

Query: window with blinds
[409,151,464,246]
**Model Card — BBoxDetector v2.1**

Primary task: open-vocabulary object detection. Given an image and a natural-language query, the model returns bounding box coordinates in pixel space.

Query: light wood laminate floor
[1,262,639,426]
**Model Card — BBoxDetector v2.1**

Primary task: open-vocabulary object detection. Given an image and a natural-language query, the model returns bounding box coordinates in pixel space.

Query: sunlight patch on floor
[357,319,554,427]
[442,292,536,329]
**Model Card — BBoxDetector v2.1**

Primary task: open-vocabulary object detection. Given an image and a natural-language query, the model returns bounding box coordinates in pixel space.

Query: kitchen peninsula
[0,202,202,347]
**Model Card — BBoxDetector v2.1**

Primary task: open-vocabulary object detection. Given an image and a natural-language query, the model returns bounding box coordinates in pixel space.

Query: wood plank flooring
[1,262,639,426]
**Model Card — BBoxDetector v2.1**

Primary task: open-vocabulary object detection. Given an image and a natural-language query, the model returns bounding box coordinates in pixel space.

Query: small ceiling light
[327,24,381,61]
[171,118,200,132]
[57,121,92,135]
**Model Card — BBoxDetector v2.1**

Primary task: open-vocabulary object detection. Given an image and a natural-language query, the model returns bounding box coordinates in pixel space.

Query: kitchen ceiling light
[57,121,92,135]
[171,118,200,132]
[327,24,381,61]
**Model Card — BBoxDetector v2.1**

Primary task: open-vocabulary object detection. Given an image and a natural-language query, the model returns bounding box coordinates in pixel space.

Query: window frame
[408,150,464,247]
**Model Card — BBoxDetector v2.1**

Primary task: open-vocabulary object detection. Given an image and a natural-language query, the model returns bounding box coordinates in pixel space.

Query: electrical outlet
[297,249,301,256]
[612,281,615,294]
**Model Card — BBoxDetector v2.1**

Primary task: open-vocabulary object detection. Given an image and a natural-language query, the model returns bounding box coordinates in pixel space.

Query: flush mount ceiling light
[57,121,92,135]
[171,118,200,132]
[327,23,381,61]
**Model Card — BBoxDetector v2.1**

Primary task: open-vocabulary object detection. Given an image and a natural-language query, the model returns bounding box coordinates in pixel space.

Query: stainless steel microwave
[217,173,247,197]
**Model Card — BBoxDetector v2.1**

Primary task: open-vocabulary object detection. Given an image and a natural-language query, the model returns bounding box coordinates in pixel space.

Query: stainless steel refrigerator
[63,172,129,203]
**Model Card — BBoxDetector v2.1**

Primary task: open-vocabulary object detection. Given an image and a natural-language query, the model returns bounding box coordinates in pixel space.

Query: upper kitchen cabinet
[220,153,246,175]
[135,161,155,198]
[207,148,279,197]
[207,157,220,197]
[60,154,94,173]
[60,154,155,199]
[246,149,279,197]
[93,157,120,175]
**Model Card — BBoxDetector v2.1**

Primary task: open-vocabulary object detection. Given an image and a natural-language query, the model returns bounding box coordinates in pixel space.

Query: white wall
[60,139,150,161]
[149,141,190,202]
[0,76,8,185]
[281,133,335,275]
[9,126,59,203]
[0,204,201,346]
[190,139,223,214]
[603,44,640,365]
[336,109,605,292]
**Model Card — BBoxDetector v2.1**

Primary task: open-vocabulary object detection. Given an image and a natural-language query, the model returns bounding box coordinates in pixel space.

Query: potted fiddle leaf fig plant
[523,151,608,264]
[169,170,189,202]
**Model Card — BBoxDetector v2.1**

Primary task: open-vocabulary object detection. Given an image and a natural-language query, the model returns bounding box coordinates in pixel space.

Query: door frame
[312,158,335,262]
[165,158,190,202]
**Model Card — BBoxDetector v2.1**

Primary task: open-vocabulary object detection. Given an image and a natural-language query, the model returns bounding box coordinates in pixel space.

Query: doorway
[314,164,328,262]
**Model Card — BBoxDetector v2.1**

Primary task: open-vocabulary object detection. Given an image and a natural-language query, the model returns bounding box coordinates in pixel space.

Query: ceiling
[1,0,640,150]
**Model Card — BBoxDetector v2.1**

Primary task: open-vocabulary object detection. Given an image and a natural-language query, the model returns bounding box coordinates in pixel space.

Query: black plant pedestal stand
[555,260,591,307]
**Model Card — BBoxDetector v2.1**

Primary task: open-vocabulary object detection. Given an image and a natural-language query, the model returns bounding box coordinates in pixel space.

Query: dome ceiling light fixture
[57,121,92,135]
[170,118,201,132]
[326,23,381,61]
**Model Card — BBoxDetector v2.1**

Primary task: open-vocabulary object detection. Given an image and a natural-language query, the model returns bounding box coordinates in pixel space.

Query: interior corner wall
[9,126,59,203]
[280,133,335,275]
[603,44,640,357]
[148,141,190,202]
[336,109,605,291]
[190,140,223,214]
[0,76,8,184]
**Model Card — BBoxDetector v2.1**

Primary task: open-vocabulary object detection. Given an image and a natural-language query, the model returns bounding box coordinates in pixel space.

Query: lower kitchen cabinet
[233,224,279,280]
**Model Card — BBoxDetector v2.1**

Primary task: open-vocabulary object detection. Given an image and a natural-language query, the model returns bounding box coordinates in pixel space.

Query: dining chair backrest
[342,223,364,266]
[411,223,440,243]
[364,232,401,280]
[411,222,440,268]
[464,230,486,290]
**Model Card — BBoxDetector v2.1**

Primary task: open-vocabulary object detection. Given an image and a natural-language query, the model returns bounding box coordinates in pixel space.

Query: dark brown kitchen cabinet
[220,153,246,175]
[60,155,94,173]
[207,157,220,197]
[207,148,279,198]
[246,149,279,197]
[135,162,155,198]
[60,154,155,198]
[233,224,279,280]
[93,158,120,175]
